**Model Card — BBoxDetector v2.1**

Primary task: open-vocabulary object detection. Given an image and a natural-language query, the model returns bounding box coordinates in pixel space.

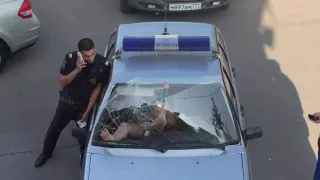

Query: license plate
[168,3,201,11]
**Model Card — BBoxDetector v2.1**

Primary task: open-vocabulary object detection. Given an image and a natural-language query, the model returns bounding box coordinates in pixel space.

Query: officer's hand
[79,112,89,123]
[76,56,87,72]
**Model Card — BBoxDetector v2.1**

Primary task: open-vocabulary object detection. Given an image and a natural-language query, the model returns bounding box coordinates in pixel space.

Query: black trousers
[314,137,320,180]
[42,100,87,157]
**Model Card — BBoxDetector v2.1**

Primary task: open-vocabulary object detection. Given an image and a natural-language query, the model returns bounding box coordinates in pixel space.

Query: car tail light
[18,0,33,19]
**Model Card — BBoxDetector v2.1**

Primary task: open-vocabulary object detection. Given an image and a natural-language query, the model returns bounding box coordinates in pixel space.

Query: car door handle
[232,67,236,77]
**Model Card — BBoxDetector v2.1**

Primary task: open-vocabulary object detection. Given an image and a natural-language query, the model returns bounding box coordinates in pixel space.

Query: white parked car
[0,0,40,73]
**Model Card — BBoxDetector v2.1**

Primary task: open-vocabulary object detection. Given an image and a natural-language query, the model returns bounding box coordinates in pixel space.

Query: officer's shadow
[202,1,317,177]
[244,57,316,179]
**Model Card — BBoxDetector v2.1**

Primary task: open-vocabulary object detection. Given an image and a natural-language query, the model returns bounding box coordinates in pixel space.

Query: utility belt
[59,91,87,106]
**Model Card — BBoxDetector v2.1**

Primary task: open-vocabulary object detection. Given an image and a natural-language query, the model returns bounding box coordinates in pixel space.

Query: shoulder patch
[68,53,72,58]
[105,61,109,66]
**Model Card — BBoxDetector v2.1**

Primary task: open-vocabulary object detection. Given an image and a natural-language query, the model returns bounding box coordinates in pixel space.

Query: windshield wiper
[94,140,167,153]
[162,141,226,151]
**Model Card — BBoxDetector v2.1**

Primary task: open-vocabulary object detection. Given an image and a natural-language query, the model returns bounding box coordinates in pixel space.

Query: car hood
[87,149,245,180]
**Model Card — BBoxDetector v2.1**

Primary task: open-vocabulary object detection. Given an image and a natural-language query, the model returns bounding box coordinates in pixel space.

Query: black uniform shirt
[59,51,111,103]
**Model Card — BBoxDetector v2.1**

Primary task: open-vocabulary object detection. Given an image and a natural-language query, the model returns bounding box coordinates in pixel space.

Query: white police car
[72,22,263,180]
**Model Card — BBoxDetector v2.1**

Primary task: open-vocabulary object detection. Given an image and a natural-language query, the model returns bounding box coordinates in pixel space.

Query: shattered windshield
[92,78,239,149]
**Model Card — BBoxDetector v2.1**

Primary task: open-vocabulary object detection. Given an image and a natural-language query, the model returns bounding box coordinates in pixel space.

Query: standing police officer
[34,38,111,168]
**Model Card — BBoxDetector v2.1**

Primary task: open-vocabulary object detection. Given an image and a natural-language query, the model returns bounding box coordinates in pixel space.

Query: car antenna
[162,0,169,35]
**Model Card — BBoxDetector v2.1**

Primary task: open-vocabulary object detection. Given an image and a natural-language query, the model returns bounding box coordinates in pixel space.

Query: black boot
[34,152,52,168]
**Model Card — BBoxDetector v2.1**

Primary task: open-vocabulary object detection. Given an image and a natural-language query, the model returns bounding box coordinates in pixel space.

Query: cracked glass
[92,77,239,149]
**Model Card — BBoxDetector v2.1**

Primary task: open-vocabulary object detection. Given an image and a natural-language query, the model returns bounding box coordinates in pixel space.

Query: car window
[221,68,238,116]
[218,45,231,75]
[105,29,117,60]
[106,41,115,60]
[216,31,226,49]
[92,77,240,149]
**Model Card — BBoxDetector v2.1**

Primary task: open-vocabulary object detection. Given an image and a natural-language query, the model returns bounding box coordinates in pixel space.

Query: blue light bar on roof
[122,35,210,52]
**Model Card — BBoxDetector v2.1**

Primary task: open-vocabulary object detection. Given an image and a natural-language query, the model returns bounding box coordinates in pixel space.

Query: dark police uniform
[42,51,110,162]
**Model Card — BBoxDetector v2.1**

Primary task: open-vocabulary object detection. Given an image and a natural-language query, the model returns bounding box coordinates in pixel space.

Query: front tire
[120,0,133,13]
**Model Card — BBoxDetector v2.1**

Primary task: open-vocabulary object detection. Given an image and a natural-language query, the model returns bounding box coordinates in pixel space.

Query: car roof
[110,21,224,86]
[111,55,223,84]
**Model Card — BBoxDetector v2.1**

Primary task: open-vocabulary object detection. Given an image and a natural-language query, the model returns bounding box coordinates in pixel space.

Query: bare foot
[100,128,115,141]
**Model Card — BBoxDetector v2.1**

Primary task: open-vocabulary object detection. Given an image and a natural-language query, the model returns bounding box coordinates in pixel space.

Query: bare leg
[113,123,145,140]
[100,123,145,141]
[100,128,115,141]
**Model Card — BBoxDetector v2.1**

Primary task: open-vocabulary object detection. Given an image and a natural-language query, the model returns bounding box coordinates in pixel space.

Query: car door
[88,28,118,131]
[215,29,246,131]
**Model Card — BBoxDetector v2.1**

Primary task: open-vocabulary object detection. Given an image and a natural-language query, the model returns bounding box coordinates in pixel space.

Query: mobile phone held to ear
[77,51,84,61]
[308,114,320,121]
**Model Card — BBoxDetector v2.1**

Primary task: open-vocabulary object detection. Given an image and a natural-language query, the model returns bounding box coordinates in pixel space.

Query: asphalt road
[1,0,320,179]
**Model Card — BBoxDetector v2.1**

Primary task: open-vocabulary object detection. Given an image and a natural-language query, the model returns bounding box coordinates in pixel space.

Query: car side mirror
[245,127,263,140]
[232,67,236,77]
[72,127,89,143]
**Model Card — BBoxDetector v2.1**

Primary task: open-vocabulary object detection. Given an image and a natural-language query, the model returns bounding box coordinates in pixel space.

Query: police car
[120,0,230,13]
[72,22,263,180]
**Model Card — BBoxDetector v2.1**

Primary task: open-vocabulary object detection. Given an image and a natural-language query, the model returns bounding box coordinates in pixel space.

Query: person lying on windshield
[100,100,177,141]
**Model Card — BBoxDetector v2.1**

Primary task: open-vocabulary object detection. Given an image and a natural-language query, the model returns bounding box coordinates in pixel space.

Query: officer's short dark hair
[78,38,95,52]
